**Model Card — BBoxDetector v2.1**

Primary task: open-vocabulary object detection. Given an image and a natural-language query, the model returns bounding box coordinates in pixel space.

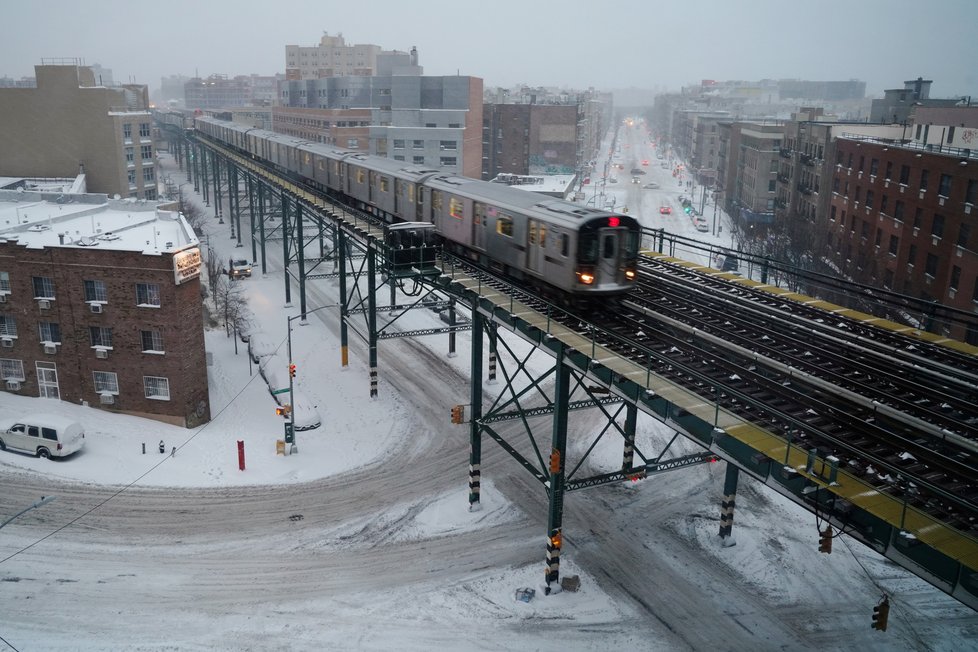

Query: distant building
[0,190,209,426]
[160,74,189,107]
[285,32,421,80]
[482,103,579,178]
[0,62,157,200]
[184,75,250,110]
[869,77,966,124]
[278,75,483,178]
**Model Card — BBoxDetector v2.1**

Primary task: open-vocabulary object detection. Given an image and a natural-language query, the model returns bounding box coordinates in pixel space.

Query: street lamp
[284,303,339,454]
[0,496,56,530]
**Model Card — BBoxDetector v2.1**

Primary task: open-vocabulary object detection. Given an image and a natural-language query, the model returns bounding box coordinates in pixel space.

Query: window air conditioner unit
[90,303,103,314]
[43,343,57,355]
[38,299,51,310]
[99,393,115,405]
[1,338,12,348]
[5,380,20,391]
[0,293,6,303]
[95,348,109,359]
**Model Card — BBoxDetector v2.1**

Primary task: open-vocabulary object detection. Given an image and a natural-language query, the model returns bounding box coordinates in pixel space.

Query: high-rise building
[278,75,483,178]
[285,32,421,80]
[0,62,157,200]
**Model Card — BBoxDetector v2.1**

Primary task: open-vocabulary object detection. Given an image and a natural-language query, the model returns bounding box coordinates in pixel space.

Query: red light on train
[608,217,620,227]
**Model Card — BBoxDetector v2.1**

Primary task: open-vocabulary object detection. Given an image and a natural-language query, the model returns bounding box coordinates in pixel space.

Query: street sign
[271,387,290,395]
[284,422,294,444]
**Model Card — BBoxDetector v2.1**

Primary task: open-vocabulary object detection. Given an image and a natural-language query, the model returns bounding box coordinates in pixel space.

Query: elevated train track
[163,116,978,610]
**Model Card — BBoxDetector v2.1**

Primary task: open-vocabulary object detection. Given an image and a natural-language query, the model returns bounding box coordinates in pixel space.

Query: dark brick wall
[0,242,210,427]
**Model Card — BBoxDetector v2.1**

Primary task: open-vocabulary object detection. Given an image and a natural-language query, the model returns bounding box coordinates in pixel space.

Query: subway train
[194,116,640,303]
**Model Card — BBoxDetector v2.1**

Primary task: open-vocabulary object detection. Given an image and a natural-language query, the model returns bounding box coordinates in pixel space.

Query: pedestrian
[171,446,176,457]
[159,440,165,454]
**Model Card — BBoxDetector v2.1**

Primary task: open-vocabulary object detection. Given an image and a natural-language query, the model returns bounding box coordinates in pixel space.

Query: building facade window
[136,283,161,307]
[142,167,155,182]
[141,330,164,353]
[93,371,119,395]
[439,140,457,150]
[38,322,61,343]
[0,271,9,293]
[967,179,978,205]
[0,358,25,380]
[144,376,170,400]
[919,169,929,192]
[123,124,132,141]
[412,140,424,149]
[89,326,113,348]
[32,276,55,299]
[889,235,899,255]
[139,123,151,138]
[925,253,938,277]
[959,223,971,249]
[128,170,137,186]
[413,156,424,164]
[393,139,405,150]
[932,214,945,238]
[938,174,952,197]
[141,145,153,161]
[125,147,134,163]
[440,157,457,167]
[0,315,17,337]
[950,265,961,291]
[899,165,910,185]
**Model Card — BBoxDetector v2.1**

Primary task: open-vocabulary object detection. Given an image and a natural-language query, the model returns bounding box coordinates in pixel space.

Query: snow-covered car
[229,259,252,279]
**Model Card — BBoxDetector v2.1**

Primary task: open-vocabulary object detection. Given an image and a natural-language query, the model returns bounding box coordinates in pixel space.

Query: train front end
[574,213,640,296]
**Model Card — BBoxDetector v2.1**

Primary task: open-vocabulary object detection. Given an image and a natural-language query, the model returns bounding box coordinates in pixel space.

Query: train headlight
[576,267,595,285]
[624,269,636,280]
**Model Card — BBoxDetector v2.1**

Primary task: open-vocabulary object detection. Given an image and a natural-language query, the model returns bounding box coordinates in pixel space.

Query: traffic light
[819,526,833,554]
[872,596,889,631]
[549,530,562,549]
[289,363,296,378]
[275,404,291,417]
[549,448,562,474]
[450,405,463,424]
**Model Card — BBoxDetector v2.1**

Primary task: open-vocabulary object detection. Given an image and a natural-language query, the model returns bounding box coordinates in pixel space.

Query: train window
[561,234,569,257]
[432,190,443,211]
[380,177,389,193]
[497,217,513,237]
[449,197,464,219]
[408,184,415,203]
[603,235,615,258]
[303,152,311,165]
[528,222,537,245]
[357,169,366,184]
[539,224,547,247]
[579,234,598,263]
[318,160,325,170]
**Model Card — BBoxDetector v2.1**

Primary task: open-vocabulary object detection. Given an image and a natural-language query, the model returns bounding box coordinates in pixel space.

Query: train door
[597,228,620,283]
[526,220,544,274]
[394,179,403,216]
[473,203,488,250]
[416,186,426,222]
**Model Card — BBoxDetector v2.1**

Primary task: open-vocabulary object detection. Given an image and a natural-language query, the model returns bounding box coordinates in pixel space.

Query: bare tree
[212,274,251,338]
[179,189,207,236]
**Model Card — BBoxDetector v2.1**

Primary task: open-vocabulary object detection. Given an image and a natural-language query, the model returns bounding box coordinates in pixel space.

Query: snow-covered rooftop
[0,189,197,255]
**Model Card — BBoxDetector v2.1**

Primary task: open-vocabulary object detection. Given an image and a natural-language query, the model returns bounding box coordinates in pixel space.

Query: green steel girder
[378,324,473,339]
[564,452,718,491]
[480,396,623,425]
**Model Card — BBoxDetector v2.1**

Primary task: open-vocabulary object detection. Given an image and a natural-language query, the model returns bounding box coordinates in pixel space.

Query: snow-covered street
[1,145,976,651]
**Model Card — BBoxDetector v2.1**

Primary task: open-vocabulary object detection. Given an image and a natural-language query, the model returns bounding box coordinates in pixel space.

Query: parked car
[659,206,672,215]
[229,258,252,279]
[643,182,660,189]
[630,168,646,175]
[0,415,85,458]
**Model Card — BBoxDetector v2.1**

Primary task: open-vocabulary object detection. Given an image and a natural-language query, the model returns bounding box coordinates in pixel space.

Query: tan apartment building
[0,62,157,200]
[285,33,421,81]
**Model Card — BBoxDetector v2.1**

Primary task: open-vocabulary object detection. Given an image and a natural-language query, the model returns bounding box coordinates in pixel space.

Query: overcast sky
[3,0,976,98]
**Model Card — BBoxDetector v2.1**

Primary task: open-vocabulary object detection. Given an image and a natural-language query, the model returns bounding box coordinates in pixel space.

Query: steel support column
[448,298,457,357]
[247,174,257,264]
[211,150,221,217]
[621,402,638,470]
[468,309,485,510]
[487,325,497,384]
[281,191,291,306]
[718,462,740,545]
[545,345,570,594]
[258,182,267,274]
[367,245,378,397]
[339,229,349,368]
[296,202,306,317]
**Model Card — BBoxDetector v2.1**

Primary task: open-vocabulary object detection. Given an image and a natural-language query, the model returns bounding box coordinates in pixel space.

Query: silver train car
[195,117,640,301]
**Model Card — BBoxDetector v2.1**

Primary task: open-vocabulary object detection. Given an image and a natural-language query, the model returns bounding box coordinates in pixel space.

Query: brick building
[827,118,978,342]
[0,191,209,426]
